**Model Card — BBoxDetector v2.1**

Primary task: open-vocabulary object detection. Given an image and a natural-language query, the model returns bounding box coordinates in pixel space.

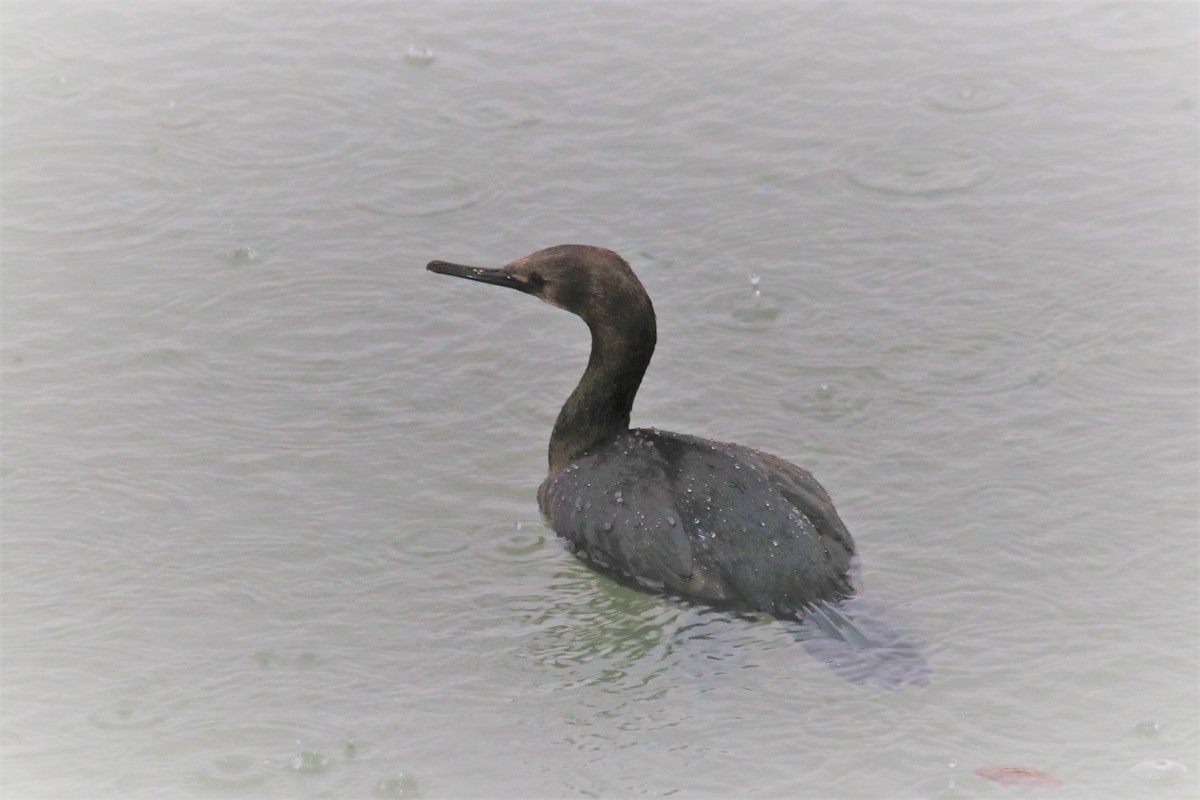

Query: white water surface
[3,2,1197,798]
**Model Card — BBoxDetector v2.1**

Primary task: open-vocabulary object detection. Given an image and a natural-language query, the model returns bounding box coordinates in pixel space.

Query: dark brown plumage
[427,245,856,620]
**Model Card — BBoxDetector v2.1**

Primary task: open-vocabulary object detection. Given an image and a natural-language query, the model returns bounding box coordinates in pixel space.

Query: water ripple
[8,66,104,105]
[1060,3,1199,55]
[489,525,549,563]
[693,278,786,332]
[907,71,1029,114]
[1131,759,1188,782]
[88,699,168,731]
[4,138,183,243]
[125,717,378,797]
[392,523,473,559]
[438,89,550,130]
[152,88,382,174]
[195,754,273,791]
[154,98,205,130]
[846,145,993,197]
[350,161,499,219]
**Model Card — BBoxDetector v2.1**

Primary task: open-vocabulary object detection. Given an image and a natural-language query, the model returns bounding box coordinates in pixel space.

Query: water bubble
[197,754,272,790]
[341,738,378,761]
[157,97,203,129]
[254,650,282,668]
[602,521,613,531]
[1134,720,1160,737]
[405,39,436,65]
[573,497,584,513]
[374,774,420,798]
[614,490,624,504]
[921,76,1021,113]
[1131,759,1187,781]
[731,273,781,324]
[666,515,677,527]
[289,750,330,774]
[89,700,166,731]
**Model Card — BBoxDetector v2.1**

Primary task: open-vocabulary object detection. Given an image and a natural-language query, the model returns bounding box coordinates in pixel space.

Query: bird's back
[538,428,855,617]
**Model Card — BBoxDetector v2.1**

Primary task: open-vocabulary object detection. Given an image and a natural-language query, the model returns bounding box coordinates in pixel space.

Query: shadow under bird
[426,243,887,632]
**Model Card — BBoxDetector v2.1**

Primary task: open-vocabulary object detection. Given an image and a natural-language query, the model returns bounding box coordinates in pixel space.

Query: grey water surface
[2,2,1198,798]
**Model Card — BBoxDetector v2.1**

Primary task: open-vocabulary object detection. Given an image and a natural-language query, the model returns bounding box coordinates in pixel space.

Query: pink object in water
[975,765,1063,786]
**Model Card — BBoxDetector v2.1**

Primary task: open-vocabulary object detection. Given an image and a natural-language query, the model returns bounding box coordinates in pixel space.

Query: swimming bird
[427,245,857,628]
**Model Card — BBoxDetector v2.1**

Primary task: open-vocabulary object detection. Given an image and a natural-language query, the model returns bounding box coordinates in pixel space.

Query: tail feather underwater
[661,596,928,689]
[792,598,929,689]
[803,599,874,647]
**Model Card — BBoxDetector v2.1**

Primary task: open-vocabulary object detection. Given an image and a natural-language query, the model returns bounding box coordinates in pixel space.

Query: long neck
[548,311,655,474]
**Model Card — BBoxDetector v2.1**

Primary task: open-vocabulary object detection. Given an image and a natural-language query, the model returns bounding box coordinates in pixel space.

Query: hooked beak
[427,260,526,292]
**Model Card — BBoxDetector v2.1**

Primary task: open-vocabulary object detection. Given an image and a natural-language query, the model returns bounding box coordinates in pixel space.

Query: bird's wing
[756,450,855,560]
[538,447,695,593]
